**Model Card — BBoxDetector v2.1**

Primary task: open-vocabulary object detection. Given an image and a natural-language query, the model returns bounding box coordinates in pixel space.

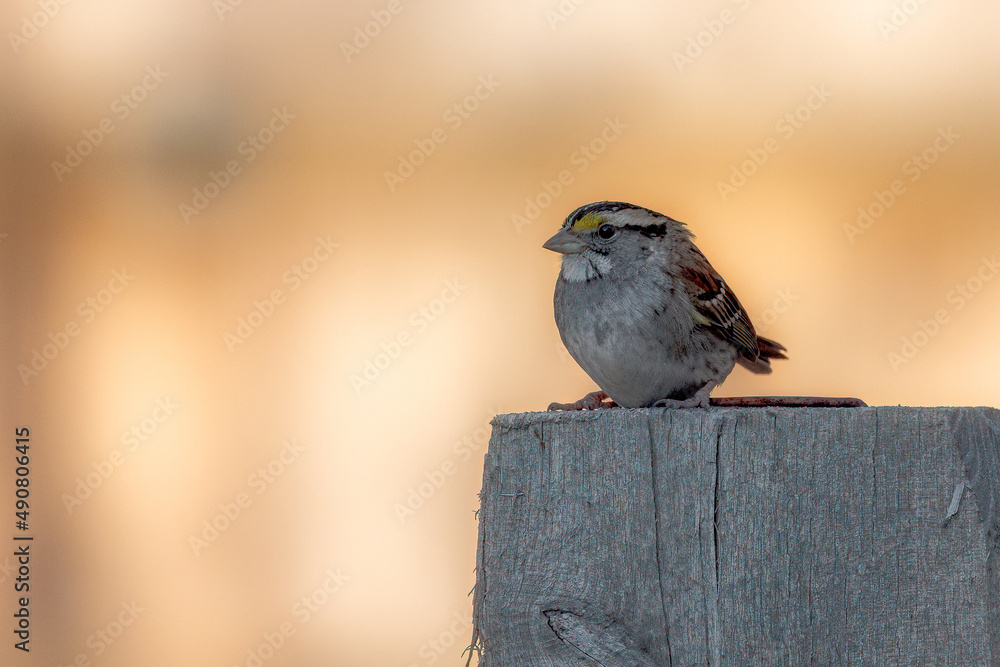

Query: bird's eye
[597,224,616,239]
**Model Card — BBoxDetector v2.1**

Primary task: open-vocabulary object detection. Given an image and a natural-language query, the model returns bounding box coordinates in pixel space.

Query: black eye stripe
[585,222,667,239]
[620,223,667,237]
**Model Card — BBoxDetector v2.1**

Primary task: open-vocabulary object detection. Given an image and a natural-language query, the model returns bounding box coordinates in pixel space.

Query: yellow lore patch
[572,212,604,231]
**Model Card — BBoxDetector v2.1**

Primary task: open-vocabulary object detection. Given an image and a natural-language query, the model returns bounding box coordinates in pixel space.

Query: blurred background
[2,0,999,664]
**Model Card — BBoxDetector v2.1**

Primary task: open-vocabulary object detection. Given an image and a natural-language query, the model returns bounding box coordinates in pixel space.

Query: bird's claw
[547,391,616,411]
[652,380,716,409]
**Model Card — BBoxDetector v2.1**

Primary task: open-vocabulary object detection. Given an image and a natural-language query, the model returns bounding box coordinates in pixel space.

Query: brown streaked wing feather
[679,246,761,360]
[756,335,787,360]
[735,335,787,374]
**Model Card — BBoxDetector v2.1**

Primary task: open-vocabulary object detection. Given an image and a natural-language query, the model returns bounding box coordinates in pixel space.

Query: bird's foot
[652,381,716,409]
[547,391,616,411]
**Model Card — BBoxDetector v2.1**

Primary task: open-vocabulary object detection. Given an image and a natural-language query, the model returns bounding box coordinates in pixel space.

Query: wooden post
[472,406,1000,666]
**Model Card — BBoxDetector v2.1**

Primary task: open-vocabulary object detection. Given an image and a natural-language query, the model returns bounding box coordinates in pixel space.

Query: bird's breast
[554,276,709,406]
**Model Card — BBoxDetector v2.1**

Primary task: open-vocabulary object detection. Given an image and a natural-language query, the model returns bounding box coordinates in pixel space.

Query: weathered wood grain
[473,407,1000,666]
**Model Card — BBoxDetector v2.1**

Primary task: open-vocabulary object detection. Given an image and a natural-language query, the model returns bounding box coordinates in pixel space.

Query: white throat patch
[560,251,610,282]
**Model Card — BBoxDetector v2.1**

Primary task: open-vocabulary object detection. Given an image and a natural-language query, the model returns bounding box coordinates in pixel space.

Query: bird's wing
[678,245,761,361]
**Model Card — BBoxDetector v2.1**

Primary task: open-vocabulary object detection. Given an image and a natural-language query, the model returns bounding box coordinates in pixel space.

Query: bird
[544,201,786,410]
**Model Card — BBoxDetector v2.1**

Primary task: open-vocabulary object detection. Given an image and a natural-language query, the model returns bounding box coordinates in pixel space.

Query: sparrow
[544,201,786,410]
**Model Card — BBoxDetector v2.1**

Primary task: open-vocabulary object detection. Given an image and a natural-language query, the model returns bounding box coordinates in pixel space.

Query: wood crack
[647,414,673,667]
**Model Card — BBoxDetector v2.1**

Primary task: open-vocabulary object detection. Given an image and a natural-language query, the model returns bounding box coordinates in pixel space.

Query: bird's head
[543,201,687,282]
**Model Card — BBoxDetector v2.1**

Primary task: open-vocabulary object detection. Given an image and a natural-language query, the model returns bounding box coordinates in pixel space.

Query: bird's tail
[736,336,787,374]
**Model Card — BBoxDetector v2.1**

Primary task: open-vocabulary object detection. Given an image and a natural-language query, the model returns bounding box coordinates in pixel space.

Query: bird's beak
[543,228,586,254]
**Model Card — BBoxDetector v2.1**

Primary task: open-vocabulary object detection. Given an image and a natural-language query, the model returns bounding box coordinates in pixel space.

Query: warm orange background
[2,1,1000,665]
